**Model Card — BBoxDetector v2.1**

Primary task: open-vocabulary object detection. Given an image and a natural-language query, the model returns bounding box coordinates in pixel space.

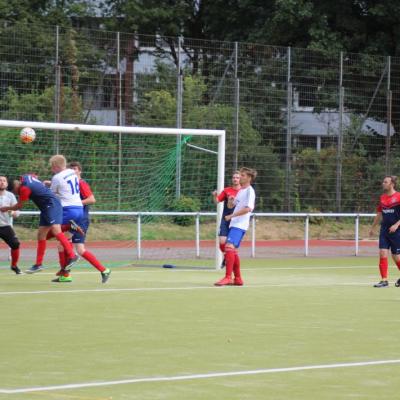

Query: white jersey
[0,191,18,227]
[229,185,256,231]
[51,168,83,207]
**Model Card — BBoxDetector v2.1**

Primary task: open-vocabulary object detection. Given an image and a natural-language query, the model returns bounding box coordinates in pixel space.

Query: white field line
[0,281,377,296]
[1,359,400,394]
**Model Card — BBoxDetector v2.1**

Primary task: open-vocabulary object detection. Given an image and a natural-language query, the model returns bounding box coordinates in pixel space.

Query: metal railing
[17,211,376,260]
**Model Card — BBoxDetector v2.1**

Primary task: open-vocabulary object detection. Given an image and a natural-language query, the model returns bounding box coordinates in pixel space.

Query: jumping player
[66,161,111,283]
[370,175,400,288]
[212,171,241,266]
[47,155,84,282]
[0,175,22,274]
[0,174,79,273]
[214,167,256,286]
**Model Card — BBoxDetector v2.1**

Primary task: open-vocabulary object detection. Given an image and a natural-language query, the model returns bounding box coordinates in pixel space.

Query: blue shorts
[226,227,246,248]
[379,229,400,254]
[62,206,84,225]
[72,218,89,244]
[219,218,231,237]
[39,200,63,226]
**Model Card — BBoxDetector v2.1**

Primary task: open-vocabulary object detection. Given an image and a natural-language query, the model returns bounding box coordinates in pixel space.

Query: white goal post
[0,119,226,268]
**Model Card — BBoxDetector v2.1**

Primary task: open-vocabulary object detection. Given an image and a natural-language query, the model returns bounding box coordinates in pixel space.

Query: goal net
[0,120,225,269]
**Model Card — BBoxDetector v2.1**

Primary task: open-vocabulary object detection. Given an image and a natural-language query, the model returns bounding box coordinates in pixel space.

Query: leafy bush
[171,196,200,226]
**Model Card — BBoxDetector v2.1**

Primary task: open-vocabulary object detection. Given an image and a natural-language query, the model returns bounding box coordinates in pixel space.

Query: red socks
[58,251,67,268]
[233,252,241,279]
[225,249,235,278]
[82,251,106,272]
[379,257,388,279]
[11,248,19,267]
[55,233,75,259]
[36,239,46,265]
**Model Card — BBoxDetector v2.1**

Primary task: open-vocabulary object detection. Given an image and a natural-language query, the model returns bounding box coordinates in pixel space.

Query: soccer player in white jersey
[0,176,22,274]
[48,155,83,282]
[214,167,257,286]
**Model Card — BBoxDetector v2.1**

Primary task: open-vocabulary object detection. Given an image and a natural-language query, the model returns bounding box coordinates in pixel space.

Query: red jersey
[377,192,400,228]
[79,179,93,219]
[217,186,240,216]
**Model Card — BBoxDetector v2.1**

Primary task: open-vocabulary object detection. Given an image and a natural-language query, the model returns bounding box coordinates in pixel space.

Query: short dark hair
[68,161,82,171]
[7,178,17,192]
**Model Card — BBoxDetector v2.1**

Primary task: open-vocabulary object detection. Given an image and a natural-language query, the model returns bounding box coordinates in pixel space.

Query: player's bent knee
[9,240,20,250]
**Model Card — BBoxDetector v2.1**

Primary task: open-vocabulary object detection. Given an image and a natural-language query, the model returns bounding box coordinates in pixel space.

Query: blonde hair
[49,154,67,169]
[240,167,257,183]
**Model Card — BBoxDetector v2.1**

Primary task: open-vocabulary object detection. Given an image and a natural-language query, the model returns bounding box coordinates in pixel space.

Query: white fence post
[355,215,360,256]
[195,213,200,258]
[251,214,256,258]
[137,213,141,259]
[304,215,310,256]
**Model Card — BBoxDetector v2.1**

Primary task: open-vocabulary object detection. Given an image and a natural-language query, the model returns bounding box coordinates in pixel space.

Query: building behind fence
[1,24,400,213]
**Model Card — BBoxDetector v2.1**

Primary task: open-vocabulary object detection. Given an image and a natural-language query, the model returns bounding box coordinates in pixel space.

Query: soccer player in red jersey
[212,171,241,266]
[214,167,256,286]
[369,175,400,287]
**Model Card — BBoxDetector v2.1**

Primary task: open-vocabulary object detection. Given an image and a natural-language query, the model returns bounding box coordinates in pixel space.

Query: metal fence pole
[54,25,60,153]
[304,215,309,256]
[336,52,344,212]
[176,36,183,198]
[355,215,359,256]
[285,46,292,212]
[386,56,392,174]
[195,213,200,258]
[117,32,123,210]
[233,41,240,171]
[137,213,141,259]
[251,215,256,258]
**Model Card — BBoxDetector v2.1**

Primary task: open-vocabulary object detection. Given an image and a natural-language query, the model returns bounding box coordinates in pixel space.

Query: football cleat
[214,277,233,286]
[11,266,23,275]
[233,277,244,286]
[52,275,72,283]
[395,279,400,287]
[373,280,389,288]
[101,268,111,284]
[25,264,44,274]
[70,219,85,236]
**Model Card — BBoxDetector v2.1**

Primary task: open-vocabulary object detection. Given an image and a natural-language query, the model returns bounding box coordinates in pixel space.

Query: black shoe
[11,266,23,275]
[26,264,44,274]
[395,279,400,287]
[101,268,111,284]
[374,280,389,288]
[65,255,80,270]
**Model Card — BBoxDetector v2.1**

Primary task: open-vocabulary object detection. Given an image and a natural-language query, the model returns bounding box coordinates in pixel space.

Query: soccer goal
[0,119,226,268]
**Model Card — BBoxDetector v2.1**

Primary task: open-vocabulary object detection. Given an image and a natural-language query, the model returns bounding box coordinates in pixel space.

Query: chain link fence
[1,24,399,213]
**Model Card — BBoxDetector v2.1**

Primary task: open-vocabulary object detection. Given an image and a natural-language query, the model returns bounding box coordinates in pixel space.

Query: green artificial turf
[1,257,400,399]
